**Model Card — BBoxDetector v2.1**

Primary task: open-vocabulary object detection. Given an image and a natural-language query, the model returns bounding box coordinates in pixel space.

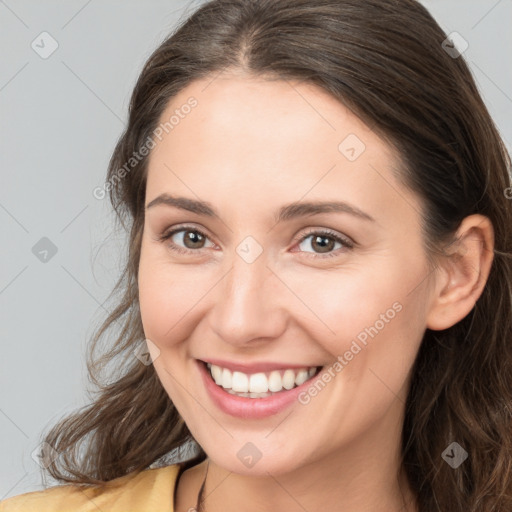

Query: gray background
[1,0,511,499]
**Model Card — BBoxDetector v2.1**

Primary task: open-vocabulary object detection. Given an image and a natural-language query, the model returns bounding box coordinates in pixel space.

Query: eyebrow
[145,193,375,223]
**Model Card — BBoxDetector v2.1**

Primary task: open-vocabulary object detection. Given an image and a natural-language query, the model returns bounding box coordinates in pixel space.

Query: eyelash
[156,225,354,259]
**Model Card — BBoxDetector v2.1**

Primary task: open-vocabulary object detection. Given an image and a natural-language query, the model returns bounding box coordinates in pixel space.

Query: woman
[2,0,511,511]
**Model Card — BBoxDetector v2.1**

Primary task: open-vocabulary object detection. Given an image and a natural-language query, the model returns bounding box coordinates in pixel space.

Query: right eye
[157,226,216,255]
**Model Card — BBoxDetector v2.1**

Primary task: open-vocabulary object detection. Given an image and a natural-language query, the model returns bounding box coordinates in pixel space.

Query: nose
[207,250,288,348]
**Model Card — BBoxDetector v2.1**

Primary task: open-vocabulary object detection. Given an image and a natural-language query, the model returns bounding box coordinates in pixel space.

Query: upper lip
[199,358,321,374]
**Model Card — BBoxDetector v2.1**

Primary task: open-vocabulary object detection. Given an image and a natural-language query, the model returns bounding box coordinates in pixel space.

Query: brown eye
[158,226,215,254]
[310,234,336,253]
[296,229,353,258]
[182,230,206,249]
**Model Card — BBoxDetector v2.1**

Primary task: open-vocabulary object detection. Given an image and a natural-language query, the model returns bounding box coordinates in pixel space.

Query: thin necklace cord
[195,459,209,512]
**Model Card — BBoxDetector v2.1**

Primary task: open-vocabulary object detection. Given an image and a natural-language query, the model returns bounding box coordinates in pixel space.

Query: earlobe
[426,214,494,331]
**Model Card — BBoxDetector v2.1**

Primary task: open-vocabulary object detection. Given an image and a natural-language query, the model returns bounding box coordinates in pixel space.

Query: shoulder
[0,464,180,512]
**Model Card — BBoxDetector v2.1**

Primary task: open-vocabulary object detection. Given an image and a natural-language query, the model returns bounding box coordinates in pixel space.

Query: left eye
[295,230,352,256]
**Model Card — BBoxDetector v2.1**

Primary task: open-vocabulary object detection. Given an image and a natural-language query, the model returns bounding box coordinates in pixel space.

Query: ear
[426,214,495,331]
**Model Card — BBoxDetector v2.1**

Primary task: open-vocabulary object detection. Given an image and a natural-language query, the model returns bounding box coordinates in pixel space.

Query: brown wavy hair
[40,0,512,510]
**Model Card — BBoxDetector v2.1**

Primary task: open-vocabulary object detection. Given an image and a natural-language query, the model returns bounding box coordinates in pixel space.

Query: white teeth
[282,369,296,390]
[268,371,283,392]
[249,391,270,398]
[231,371,249,392]
[249,373,268,393]
[295,369,309,386]
[206,363,320,397]
[211,364,222,385]
[221,368,232,389]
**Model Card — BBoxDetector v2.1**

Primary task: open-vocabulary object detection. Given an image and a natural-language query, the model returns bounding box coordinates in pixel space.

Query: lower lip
[197,360,319,419]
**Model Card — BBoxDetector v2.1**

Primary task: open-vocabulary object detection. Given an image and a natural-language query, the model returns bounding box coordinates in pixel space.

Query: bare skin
[138,71,494,512]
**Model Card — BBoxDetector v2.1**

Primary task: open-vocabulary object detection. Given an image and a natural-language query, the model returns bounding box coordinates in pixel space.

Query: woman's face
[138,73,437,476]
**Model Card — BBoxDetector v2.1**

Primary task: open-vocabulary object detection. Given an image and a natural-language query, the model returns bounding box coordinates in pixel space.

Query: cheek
[137,252,201,411]
[138,260,176,343]
[138,252,184,350]
[290,257,428,372]
[286,268,426,445]
[138,245,204,344]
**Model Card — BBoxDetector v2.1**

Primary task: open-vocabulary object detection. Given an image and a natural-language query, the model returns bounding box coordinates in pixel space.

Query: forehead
[144,73,419,229]
[149,72,390,167]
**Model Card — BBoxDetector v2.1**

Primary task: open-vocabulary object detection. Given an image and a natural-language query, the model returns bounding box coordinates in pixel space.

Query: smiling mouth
[203,361,323,398]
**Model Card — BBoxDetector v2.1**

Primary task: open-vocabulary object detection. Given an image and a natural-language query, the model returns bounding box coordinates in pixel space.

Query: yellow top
[0,464,181,512]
